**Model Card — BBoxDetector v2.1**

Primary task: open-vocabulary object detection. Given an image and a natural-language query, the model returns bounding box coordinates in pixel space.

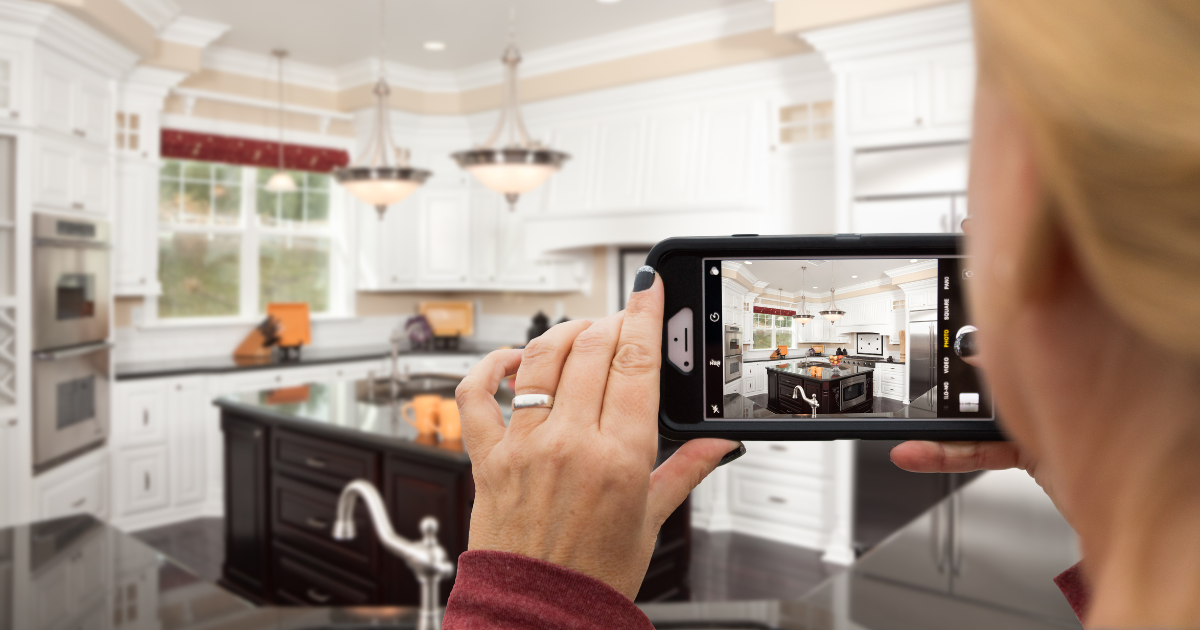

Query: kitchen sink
[355,374,461,404]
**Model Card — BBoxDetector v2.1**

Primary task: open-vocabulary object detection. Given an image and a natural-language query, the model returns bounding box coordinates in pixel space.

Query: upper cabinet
[33,136,109,215]
[845,45,975,141]
[35,50,112,147]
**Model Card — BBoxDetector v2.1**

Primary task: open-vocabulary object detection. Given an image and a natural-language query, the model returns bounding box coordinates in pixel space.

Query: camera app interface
[703,257,990,420]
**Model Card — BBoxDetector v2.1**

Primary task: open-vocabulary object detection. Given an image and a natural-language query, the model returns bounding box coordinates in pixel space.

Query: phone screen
[703,257,990,421]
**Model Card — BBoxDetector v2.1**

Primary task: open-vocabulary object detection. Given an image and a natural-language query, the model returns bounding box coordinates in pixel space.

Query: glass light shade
[820,310,845,323]
[342,179,421,207]
[265,171,297,192]
[796,313,814,325]
[466,163,556,195]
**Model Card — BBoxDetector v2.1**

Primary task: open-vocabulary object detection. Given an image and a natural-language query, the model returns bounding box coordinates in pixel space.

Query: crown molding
[800,1,971,67]
[203,45,340,92]
[159,15,229,49]
[120,0,180,30]
[722,261,760,286]
[721,278,750,296]
[0,0,139,76]
[161,112,355,150]
[897,277,937,292]
[884,259,938,277]
[121,65,188,108]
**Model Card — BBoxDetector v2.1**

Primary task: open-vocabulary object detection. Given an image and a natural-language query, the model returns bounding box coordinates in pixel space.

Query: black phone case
[648,234,1005,442]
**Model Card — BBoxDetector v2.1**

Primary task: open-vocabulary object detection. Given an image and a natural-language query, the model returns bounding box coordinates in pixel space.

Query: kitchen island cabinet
[215,378,691,606]
[766,362,873,415]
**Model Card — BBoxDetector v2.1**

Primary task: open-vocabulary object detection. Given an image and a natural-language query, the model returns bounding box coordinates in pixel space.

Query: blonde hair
[974,0,1200,357]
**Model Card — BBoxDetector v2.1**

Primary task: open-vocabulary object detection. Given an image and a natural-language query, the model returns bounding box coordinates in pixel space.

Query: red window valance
[754,306,796,317]
[161,129,350,173]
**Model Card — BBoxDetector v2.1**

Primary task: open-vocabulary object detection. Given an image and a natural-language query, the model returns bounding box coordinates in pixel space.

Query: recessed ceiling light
[813,286,818,289]
[597,0,622,4]
[744,261,753,265]
[423,41,446,51]
[851,275,858,278]
[910,259,918,263]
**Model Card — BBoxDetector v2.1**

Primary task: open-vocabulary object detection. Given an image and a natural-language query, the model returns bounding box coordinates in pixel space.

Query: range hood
[836,323,892,335]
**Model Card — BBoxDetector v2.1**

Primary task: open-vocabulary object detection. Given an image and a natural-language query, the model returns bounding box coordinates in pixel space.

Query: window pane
[776,330,793,348]
[161,160,181,178]
[213,184,241,225]
[753,313,773,328]
[753,329,773,350]
[214,164,241,183]
[257,188,278,226]
[280,191,303,224]
[181,182,211,223]
[158,232,240,318]
[306,172,329,190]
[158,179,181,223]
[259,235,330,313]
[183,161,211,180]
[256,168,273,186]
[306,191,329,225]
[777,315,793,328]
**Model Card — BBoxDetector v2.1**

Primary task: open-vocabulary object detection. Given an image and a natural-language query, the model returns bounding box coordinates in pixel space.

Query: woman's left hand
[455,270,742,599]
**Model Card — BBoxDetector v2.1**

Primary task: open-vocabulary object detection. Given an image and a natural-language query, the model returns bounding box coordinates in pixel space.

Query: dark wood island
[766,362,874,415]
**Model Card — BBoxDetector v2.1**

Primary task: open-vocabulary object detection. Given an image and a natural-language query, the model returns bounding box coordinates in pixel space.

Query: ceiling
[177,0,757,71]
[741,259,930,296]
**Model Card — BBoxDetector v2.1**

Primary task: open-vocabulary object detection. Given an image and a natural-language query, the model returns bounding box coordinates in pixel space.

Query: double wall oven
[723,324,742,384]
[32,213,111,471]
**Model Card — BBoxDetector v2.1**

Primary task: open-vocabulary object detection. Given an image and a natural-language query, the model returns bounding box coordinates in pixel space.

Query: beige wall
[41,0,156,57]
[774,0,956,33]
[146,40,203,74]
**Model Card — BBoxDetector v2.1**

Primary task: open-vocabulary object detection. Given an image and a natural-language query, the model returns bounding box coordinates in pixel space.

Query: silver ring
[512,394,554,410]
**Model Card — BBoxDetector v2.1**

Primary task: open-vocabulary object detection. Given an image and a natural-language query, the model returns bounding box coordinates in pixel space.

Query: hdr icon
[709,359,721,367]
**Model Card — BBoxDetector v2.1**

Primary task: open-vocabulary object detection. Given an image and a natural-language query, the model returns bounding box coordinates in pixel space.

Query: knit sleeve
[443,550,655,630]
[1053,561,1091,624]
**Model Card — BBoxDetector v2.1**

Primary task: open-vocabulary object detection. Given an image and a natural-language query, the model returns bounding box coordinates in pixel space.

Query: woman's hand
[890,441,1069,523]
[455,270,742,599]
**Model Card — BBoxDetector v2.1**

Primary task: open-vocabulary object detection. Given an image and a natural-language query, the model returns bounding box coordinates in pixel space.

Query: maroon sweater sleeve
[443,550,655,630]
[1053,561,1091,624]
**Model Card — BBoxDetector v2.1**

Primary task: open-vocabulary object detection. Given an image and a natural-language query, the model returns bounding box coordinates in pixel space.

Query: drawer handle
[71,202,84,210]
[143,410,149,426]
[306,588,331,604]
[74,128,85,137]
[144,472,150,491]
[769,445,787,452]
[71,498,86,508]
[305,457,327,469]
[306,517,328,530]
[768,496,787,505]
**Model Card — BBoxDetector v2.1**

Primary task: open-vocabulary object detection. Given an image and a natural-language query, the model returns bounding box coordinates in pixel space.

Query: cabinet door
[642,110,696,206]
[931,53,976,128]
[593,117,643,209]
[73,78,110,145]
[384,458,465,605]
[34,138,73,209]
[116,381,166,446]
[848,62,928,136]
[697,104,757,203]
[116,446,169,516]
[854,197,955,234]
[366,200,418,289]
[36,56,73,135]
[0,50,22,118]
[168,380,206,507]
[418,191,470,286]
[222,415,270,597]
[547,124,595,212]
[36,456,108,520]
[115,161,157,293]
[76,150,108,213]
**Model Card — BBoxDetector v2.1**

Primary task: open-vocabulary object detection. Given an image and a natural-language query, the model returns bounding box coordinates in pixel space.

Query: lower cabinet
[32,449,109,521]
[219,407,691,605]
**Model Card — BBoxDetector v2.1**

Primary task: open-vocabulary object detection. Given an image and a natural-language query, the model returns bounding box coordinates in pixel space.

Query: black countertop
[765,362,875,382]
[213,377,517,464]
[0,469,1081,629]
[115,342,500,381]
[723,391,937,419]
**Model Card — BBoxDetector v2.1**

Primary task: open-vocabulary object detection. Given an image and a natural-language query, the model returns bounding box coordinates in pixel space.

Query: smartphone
[651,234,1003,441]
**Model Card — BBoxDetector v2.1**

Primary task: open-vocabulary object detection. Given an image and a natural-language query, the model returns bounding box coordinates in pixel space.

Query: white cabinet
[743,362,769,397]
[33,449,109,521]
[33,137,110,214]
[114,159,160,294]
[845,44,975,141]
[419,190,471,286]
[0,46,27,122]
[723,377,742,397]
[169,379,207,507]
[35,50,112,146]
[874,363,906,401]
[115,445,169,516]
[720,280,746,330]
[908,287,938,309]
[853,196,965,234]
[115,381,166,446]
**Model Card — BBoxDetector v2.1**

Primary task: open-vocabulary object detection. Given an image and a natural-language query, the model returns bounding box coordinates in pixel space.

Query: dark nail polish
[631,265,655,293]
[717,443,746,467]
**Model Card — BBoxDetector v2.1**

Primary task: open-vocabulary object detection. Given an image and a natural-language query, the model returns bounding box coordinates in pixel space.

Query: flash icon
[711,404,720,414]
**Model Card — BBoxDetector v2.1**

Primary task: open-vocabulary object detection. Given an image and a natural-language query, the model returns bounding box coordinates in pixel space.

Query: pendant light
[334,0,431,219]
[265,50,297,192]
[796,266,814,325]
[451,1,569,210]
[820,262,846,323]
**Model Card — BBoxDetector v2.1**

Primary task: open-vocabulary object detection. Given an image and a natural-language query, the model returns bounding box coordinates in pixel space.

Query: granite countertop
[214,376,515,463]
[0,469,1081,630]
[765,362,875,381]
[722,392,938,419]
[115,342,502,381]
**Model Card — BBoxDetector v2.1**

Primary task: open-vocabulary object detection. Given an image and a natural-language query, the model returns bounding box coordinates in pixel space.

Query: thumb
[646,439,744,528]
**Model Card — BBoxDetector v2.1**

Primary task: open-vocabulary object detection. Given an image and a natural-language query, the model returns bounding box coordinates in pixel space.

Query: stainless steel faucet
[333,479,456,630]
[793,385,819,417]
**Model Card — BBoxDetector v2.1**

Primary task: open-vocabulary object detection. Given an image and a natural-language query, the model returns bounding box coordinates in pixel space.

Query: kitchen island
[0,468,1082,629]
[213,376,691,607]
[766,362,875,416]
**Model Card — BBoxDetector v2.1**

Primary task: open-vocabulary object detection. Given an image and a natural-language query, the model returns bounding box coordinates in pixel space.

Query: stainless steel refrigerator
[908,309,938,410]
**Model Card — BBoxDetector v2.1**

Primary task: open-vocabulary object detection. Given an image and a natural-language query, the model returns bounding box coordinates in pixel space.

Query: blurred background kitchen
[0,0,1084,628]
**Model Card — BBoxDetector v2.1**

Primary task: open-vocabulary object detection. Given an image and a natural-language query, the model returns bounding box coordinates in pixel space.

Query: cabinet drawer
[880,372,904,385]
[117,384,166,445]
[38,459,107,521]
[273,545,376,606]
[881,384,904,398]
[741,442,825,476]
[272,474,377,573]
[273,429,379,488]
[728,468,824,528]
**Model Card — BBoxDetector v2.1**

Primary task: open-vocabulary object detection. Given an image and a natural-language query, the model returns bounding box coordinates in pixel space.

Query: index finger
[599,266,663,444]
[890,440,1024,473]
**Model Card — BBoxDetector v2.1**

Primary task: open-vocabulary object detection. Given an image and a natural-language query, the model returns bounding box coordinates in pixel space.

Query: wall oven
[723,354,742,384]
[32,213,111,471]
[723,325,742,357]
[838,374,869,412]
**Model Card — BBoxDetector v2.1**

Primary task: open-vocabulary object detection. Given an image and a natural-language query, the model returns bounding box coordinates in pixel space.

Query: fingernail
[717,442,746,467]
[631,265,655,293]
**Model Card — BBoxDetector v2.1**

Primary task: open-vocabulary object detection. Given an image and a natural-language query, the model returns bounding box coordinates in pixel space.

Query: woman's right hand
[890,441,1069,523]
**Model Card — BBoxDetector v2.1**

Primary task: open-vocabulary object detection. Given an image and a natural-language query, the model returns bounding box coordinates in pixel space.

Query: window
[753,313,796,350]
[157,159,343,320]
